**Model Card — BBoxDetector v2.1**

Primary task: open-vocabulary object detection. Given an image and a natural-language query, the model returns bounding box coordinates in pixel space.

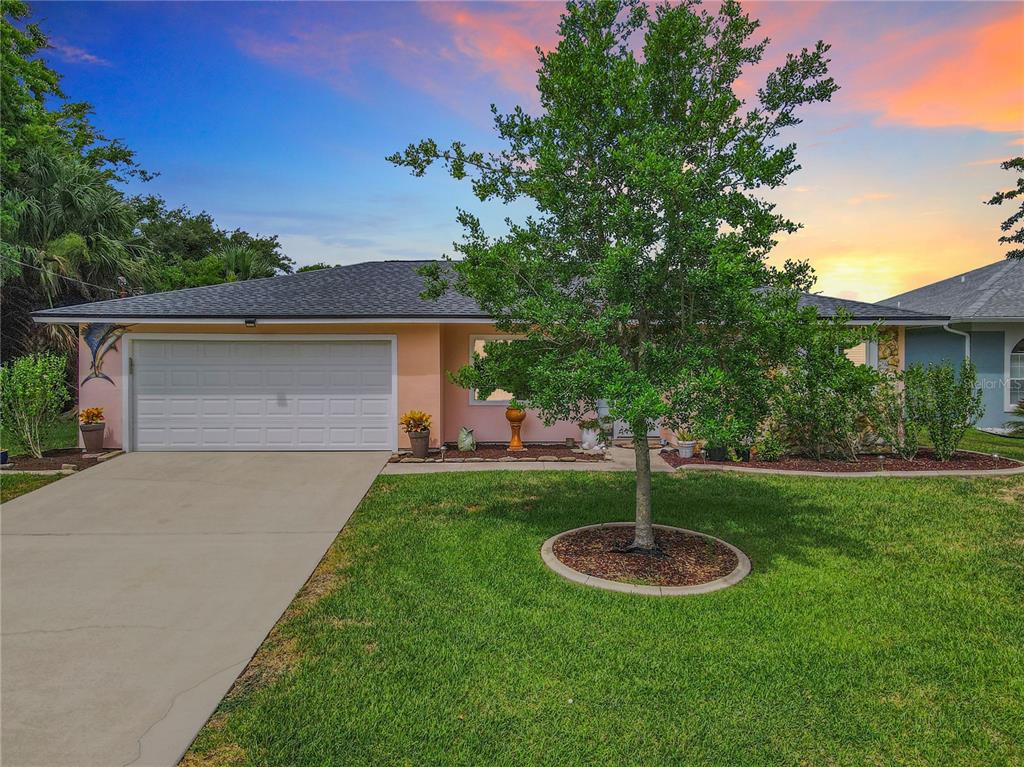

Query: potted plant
[79,407,105,453]
[505,398,527,452]
[675,428,698,458]
[399,410,432,458]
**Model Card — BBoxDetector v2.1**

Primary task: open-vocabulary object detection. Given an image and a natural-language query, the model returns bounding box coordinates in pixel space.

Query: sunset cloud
[852,6,1024,132]
[848,192,895,206]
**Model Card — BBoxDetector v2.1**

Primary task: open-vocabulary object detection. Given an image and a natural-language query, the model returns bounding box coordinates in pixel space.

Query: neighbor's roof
[32,259,946,323]
[879,259,1024,320]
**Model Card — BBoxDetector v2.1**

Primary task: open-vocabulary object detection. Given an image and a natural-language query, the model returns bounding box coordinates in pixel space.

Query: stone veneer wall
[878,327,901,372]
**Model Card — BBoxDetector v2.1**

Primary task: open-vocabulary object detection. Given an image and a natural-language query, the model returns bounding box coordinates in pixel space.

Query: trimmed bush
[912,360,984,461]
[873,368,927,460]
[0,353,71,458]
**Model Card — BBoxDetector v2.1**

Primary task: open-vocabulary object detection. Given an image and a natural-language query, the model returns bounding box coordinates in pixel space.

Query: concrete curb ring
[540,522,751,596]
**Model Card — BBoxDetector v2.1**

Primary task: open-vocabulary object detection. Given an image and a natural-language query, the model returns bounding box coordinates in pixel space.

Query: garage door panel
[132,340,394,451]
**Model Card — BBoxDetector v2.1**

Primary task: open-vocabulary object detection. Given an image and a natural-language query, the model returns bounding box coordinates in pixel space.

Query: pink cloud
[51,39,110,66]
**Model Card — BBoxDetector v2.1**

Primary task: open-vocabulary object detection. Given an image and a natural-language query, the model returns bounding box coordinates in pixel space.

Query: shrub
[913,360,984,461]
[774,320,880,461]
[1005,401,1024,438]
[399,410,432,433]
[0,353,71,458]
[752,424,787,462]
[872,368,926,460]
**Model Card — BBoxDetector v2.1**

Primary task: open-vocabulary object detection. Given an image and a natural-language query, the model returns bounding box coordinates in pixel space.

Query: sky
[36,0,1024,302]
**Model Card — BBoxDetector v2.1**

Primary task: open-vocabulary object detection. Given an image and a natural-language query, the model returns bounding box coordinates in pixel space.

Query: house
[31,259,945,452]
[879,259,1024,431]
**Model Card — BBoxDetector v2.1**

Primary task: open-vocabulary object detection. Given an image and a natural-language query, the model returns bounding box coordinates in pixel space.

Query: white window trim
[1008,331,1024,413]
[119,333,399,452]
[467,334,518,407]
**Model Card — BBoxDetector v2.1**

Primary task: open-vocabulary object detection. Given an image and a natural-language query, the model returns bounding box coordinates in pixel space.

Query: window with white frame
[1011,338,1024,405]
[469,336,515,403]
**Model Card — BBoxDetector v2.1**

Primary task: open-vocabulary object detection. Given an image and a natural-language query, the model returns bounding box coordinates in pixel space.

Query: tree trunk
[631,427,656,550]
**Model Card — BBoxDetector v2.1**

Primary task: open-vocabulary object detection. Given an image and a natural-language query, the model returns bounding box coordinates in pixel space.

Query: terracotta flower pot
[505,407,526,452]
[408,429,430,458]
[80,422,105,453]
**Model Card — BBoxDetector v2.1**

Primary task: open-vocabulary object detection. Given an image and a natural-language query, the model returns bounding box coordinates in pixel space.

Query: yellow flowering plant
[79,407,105,425]
[399,410,431,433]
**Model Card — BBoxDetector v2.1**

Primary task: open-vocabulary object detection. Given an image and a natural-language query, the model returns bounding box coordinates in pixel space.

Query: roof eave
[31,314,492,325]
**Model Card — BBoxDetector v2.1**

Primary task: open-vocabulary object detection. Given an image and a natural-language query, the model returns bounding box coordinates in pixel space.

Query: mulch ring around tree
[550,525,740,588]
[660,448,1022,473]
[2,448,116,472]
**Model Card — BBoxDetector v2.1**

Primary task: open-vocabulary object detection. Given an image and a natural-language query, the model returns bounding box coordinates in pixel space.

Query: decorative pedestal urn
[408,429,430,459]
[505,406,527,452]
[80,422,105,453]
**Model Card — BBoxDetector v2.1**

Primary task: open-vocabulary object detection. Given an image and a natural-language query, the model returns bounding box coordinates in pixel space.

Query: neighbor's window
[470,336,514,403]
[1011,339,1024,405]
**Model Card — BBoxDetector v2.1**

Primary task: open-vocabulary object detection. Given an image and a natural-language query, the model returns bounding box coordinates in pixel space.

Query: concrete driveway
[1,451,387,767]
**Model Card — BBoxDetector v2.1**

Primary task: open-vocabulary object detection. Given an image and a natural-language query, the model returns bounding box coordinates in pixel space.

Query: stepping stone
[400,457,425,463]
[537,455,558,461]
[558,456,577,462]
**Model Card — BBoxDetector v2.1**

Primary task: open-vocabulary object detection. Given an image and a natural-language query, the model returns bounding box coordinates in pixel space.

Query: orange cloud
[848,192,895,205]
[854,7,1024,132]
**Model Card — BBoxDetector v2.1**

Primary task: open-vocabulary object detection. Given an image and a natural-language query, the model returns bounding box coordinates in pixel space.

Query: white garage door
[132,339,395,451]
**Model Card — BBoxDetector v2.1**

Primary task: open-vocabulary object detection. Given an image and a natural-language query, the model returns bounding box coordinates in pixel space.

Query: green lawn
[0,472,63,503]
[955,428,1024,462]
[184,470,1023,767]
[1,414,79,458]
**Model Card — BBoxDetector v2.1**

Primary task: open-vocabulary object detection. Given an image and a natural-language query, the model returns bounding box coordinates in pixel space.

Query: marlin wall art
[81,323,127,385]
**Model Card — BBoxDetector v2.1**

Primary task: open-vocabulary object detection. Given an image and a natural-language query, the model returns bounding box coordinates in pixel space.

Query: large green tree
[986,156,1023,260]
[390,0,836,550]
[134,195,293,290]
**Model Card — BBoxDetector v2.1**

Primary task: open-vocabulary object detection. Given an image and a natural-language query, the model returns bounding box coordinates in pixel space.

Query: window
[469,336,514,403]
[1011,339,1024,406]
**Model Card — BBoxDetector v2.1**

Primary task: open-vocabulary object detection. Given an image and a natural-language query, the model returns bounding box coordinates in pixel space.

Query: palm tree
[2,148,150,304]
[1,148,150,360]
[217,243,277,282]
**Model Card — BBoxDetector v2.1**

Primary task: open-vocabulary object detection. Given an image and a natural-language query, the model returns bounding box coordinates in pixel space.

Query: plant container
[705,445,728,462]
[505,407,527,451]
[80,422,105,453]
[0,449,8,466]
[677,440,698,458]
[409,429,430,458]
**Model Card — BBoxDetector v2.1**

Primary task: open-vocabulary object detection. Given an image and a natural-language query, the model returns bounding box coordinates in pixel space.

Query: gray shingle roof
[797,292,945,321]
[32,259,946,323]
[879,259,1024,320]
[32,260,488,320]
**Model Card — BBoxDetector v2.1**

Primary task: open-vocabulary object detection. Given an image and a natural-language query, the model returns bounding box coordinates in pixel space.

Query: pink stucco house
[32,260,944,452]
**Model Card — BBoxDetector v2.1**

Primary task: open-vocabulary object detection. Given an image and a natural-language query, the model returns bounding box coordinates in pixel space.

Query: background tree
[134,195,292,290]
[986,156,1023,260]
[390,0,837,551]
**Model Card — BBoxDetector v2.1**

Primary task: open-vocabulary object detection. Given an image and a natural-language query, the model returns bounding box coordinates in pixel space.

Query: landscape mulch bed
[2,448,114,472]
[552,525,739,587]
[660,447,1022,473]
[389,444,606,462]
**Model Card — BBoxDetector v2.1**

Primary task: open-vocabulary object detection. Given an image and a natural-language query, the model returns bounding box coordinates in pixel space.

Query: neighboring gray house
[880,259,1024,431]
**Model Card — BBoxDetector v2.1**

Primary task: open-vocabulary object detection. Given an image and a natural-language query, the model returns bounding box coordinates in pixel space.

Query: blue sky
[37,1,1024,300]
